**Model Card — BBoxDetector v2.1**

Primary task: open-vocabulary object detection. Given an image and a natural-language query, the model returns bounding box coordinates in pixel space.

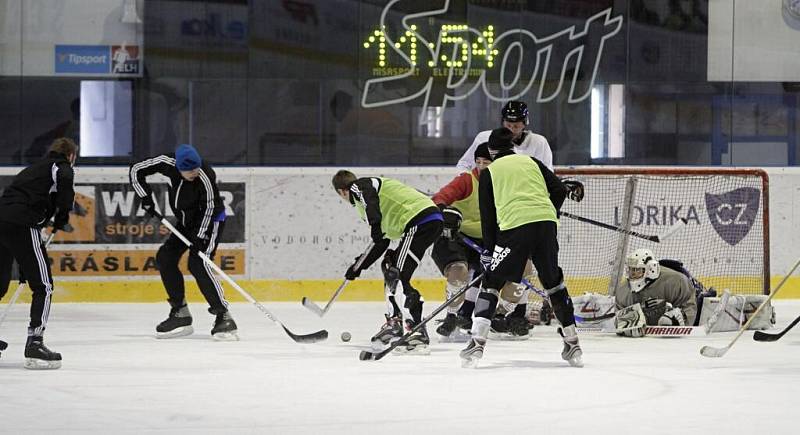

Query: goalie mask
[625,248,660,293]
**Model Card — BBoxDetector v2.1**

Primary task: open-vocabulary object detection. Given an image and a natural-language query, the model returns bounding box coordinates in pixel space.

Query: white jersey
[457,129,553,172]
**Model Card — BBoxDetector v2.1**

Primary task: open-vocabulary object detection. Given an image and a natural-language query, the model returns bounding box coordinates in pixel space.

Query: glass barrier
[0,0,797,166]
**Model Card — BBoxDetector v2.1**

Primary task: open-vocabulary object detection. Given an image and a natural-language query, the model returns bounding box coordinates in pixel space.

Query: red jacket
[432,168,480,206]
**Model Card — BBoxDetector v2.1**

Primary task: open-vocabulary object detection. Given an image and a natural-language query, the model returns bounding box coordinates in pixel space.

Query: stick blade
[753,331,781,342]
[283,326,328,343]
[700,345,729,358]
[0,339,7,351]
[301,297,326,317]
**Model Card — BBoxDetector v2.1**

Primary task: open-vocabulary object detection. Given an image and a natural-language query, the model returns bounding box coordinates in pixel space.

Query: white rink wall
[1,165,798,299]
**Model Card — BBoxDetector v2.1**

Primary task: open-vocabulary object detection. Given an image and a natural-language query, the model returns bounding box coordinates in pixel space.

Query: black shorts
[485,221,563,291]
[431,235,483,275]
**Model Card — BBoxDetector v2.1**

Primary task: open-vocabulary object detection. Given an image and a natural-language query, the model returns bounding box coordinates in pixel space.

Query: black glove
[52,212,69,232]
[641,298,667,326]
[441,207,463,241]
[188,234,205,256]
[562,179,584,202]
[345,255,364,280]
[480,252,493,271]
[140,195,158,218]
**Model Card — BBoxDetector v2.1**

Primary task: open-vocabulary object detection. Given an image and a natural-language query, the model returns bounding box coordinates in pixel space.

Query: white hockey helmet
[625,248,660,293]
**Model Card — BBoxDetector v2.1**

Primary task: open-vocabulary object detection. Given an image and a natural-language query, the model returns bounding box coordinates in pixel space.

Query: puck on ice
[340,331,352,342]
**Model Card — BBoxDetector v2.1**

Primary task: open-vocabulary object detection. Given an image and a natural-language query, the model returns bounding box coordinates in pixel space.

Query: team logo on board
[704,188,760,246]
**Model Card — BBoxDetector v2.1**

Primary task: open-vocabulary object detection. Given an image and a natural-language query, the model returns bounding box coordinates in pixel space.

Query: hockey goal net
[550,167,769,296]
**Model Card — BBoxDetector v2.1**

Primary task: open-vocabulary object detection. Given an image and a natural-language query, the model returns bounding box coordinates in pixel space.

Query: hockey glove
[52,212,70,232]
[480,252,493,271]
[441,206,463,241]
[658,304,685,326]
[140,195,158,218]
[615,303,647,337]
[562,179,584,202]
[188,234,206,256]
[345,255,364,280]
[641,298,667,325]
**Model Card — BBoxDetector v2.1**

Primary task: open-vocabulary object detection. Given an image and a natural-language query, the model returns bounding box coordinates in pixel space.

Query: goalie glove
[441,206,463,241]
[658,304,685,326]
[641,298,668,326]
[562,179,584,202]
[615,303,646,337]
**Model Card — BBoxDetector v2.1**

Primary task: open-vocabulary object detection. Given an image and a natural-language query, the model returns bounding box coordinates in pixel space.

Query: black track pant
[385,219,443,323]
[0,222,54,337]
[156,221,229,314]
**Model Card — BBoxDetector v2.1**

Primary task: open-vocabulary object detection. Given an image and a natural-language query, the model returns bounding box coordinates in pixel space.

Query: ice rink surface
[1,301,799,435]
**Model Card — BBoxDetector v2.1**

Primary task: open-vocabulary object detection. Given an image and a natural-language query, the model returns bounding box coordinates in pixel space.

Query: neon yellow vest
[451,172,482,239]
[487,154,558,230]
[355,177,435,240]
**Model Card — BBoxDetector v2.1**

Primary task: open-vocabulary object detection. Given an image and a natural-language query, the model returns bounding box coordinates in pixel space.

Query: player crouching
[613,248,699,336]
[333,170,443,354]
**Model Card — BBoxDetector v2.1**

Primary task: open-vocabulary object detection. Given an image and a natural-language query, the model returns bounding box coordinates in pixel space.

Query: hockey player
[460,128,583,368]
[613,248,698,332]
[332,170,443,353]
[457,101,553,172]
[0,137,77,369]
[432,143,532,340]
[129,144,237,340]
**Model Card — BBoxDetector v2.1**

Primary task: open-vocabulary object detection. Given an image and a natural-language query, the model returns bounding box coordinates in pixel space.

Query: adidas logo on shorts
[490,246,511,271]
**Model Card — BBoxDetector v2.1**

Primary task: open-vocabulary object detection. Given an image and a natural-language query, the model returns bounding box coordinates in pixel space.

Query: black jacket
[129,153,224,239]
[0,151,74,228]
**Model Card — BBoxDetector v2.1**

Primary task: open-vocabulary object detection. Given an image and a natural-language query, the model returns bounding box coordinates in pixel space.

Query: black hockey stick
[301,242,374,317]
[359,272,484,361]
[560,211,687,243]
[158,216,327,344]
[753,315,800,342]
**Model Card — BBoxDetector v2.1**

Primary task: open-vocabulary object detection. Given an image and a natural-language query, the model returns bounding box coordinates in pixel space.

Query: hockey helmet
[501,101,529,125]
[625,248,660,293]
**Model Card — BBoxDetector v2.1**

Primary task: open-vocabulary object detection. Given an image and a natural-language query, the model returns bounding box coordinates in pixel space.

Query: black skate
[436,313,458,337]
[459,337,486,368]
[24,336,61,370]
[211,311,239,341]
[488,314,526,341]
[370,315,403,350]
[558,325,584,368]
[394,320,430,355]
[156,305,193,339]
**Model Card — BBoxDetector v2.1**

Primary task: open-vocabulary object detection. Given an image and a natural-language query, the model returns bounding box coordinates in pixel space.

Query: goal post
[552,167,770,296]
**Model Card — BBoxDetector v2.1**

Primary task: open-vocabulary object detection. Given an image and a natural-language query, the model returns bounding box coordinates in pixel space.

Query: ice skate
[459,337,485,368]
[436,313,458,337]
[156,304,194,339]
[24,336,61,370]
[394,320,430,355]
[507,316,532,339]
[211,311,239,341]
[370,315,403,351]
[558,325,584,368]
[437,313,471,343]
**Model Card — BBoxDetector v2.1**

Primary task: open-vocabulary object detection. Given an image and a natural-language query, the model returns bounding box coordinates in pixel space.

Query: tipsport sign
[360,0,623,122]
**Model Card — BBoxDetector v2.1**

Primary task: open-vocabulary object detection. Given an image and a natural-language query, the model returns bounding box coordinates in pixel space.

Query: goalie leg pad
[615,303,647,337]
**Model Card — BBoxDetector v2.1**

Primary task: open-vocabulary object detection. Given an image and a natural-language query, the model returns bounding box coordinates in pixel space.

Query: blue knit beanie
[175,144,202,171]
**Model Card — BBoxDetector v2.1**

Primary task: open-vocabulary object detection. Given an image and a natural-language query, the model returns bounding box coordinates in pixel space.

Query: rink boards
[1,166,799,301]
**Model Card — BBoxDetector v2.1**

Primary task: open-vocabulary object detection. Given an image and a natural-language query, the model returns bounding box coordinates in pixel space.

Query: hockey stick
[301,242,374,317]
[0,232,56,329]
[560,211,687,243]
[753,315,800,342]
[359,272,485,361]
[700,257,800,358]
[158,216,328,343]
